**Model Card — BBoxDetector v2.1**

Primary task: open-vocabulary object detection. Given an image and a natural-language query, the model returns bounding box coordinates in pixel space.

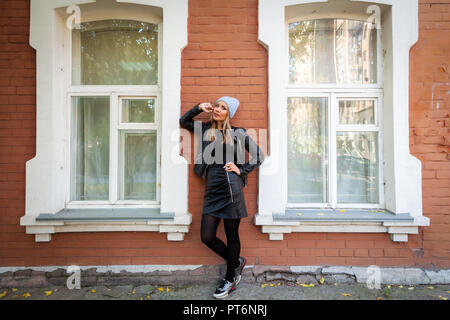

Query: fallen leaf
[334,283,337,286]
[146,295,150,299]
[166,288,170,292]
[408,287,415,290]
[54,289,58,292]
[44,291,52,296]
[387,285,391,289]
[319,277,325,285]
[296,213,302,216]
[317,213,325,216]
[157,287,164,292]
[277,283,281,286]
[342,293,351,297]
[22,293,31,298]
[139,297,143,300]
[446,291,450,294]
[12,288,18,292]
[261,284,268,288]
[300,283,315,288]
[398,285,403,289]
[438,296,448,300]
[91,289,96,293]
[376,297,383,300]
[339,210,346,212]
[0,291,7,299]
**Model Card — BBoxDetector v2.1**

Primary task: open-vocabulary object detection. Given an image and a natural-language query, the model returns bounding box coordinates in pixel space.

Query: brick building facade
[0,0,448,275]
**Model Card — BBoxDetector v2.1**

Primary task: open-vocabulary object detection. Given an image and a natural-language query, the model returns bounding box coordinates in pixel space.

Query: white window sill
[20,208,192,242]
[254,209,430,242]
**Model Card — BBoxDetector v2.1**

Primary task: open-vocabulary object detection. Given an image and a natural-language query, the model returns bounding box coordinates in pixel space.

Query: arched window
[21,0,190,242]
[255,0,429,242]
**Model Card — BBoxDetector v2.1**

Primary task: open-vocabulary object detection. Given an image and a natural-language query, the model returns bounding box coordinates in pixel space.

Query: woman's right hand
[199,102,213,113]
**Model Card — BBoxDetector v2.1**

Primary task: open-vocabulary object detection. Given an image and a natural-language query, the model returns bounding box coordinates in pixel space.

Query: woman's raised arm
[179,103,204,133]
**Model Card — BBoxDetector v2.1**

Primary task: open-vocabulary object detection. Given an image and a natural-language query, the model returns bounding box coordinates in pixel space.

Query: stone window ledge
[20,208,192,243]
[254,209,430,242]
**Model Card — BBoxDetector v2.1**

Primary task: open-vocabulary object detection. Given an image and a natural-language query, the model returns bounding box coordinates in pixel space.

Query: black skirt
[202,164,248,219]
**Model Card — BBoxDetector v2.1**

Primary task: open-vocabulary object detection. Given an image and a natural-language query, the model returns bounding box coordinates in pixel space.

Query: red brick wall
[0,0,448,268]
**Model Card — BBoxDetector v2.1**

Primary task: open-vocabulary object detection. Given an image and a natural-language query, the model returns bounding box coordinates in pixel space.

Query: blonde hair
[205,109,234,145]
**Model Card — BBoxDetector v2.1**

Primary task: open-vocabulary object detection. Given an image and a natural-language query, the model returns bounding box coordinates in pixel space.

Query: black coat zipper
[226,170,234,203]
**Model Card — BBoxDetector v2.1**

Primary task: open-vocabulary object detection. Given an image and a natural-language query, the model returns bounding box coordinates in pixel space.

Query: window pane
[122,98,155,123]
[71,96,110,200]
[289,19,377,85]
[72,20,158,85]
[339,100,375,125]
[337,132,379,203]
[288,97,328,203]
[119,132,157,200]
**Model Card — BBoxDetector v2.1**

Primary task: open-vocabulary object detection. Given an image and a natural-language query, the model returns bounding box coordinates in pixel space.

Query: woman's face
[213,101,228,122]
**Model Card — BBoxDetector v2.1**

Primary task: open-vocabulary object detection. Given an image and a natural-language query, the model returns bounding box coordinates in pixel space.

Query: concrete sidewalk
[1,282,449,300]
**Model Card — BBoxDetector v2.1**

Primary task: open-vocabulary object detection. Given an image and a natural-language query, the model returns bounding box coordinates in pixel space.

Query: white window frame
[254,0,429,242]
[20,0,191,242]
[285,92,384,209]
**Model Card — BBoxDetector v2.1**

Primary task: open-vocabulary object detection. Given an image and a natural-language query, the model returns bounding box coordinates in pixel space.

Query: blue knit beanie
[216,96,240,119]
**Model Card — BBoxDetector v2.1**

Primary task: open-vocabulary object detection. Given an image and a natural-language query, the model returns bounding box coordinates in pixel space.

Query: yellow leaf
[334,283,337,286]
[300,283,315,288]
[317,213,325,216]
[166,288,170,292]
[157,287,164,291]
[339,210,346,212]
[54,289,58,292]
[139,297,143,300]
[146,295,150,299]
[91,289,96,293]
[408,287,415,290]
[22,293,31,298]
[261,284,268,288]
[387,285,391,289]
[319,277,325,285]
[44,291,52,296]
[342,293,351,297]
[296,213,302,216]
[12,288,18,292]
[446,291,450,294]
[398,285,403,288]
[269,284,274,287]
[277,283,281,286]
[0,291,7,299]
[426,286,434,290]
[440,297,448,301]
[376,297,383,300]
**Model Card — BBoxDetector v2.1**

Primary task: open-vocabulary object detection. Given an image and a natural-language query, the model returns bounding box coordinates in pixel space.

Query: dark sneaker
[213,278,236,299]
[234,256,246,286]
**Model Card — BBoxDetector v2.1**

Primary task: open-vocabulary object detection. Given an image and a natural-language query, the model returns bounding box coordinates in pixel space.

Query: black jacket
[179,103,265,188]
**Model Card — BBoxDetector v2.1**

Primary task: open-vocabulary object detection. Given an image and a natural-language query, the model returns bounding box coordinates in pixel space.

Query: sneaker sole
[213,285,237,299]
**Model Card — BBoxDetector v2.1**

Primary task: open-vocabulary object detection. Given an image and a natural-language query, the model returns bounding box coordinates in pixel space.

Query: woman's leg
[223,218,241,282]
[200,214,228,261]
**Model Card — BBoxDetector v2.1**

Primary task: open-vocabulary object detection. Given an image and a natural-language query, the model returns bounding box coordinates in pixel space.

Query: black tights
[201,214,241,282]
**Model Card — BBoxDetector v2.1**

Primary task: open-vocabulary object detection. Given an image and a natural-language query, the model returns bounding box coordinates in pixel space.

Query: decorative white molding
[255,0,429,242]
[22,0,190,242]
[254,212,429,242]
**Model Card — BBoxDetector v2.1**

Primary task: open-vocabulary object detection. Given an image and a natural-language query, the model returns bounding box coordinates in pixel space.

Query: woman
[179,96,265,299]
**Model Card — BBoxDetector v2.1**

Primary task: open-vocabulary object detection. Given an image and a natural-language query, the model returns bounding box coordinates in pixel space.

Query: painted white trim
[21,0,190,242]
[256,0,429,241]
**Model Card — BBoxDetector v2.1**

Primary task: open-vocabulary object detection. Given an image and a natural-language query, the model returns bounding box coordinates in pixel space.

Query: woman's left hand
[224,162,240,175]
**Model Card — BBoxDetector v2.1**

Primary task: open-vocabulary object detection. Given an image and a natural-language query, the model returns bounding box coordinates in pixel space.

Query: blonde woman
[180,96,265,298]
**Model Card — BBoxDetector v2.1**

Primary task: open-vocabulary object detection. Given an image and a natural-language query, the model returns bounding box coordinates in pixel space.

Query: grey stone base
[0,265,449,288]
